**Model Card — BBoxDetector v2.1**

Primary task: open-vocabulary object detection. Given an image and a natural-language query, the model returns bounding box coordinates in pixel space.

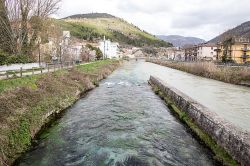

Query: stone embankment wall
[149,76,250,166]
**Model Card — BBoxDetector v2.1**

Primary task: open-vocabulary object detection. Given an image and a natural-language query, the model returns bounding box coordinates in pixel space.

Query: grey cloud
[116,0,171,14]
[59,0,250,40]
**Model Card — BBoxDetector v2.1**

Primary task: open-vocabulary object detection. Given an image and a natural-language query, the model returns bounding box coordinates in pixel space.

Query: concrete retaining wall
[149,76,250,166]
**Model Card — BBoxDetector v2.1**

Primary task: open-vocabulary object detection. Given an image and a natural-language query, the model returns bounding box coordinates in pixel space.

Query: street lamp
[38,38,41,67]
[59,43,62,65]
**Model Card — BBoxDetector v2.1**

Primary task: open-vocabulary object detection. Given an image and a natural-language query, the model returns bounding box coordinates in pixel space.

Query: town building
[66,45,83,62]
[40,31,87,63]
[99,37,119,59]
[183,45,198,61]
[159,47,185,61]
[197,43,217,61]
[216,37,250,64]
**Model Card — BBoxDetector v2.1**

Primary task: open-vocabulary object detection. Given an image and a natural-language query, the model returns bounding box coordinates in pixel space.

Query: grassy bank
[0,60,121,166]
[150,85,237,166]
[147,60,250,86]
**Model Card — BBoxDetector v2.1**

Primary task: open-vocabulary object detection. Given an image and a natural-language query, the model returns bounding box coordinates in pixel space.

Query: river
[17,60,248,166]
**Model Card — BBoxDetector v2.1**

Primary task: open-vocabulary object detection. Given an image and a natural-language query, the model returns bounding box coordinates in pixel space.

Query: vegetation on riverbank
[147,60,250,86]
[0,60,121,166]
[151,85,238,166]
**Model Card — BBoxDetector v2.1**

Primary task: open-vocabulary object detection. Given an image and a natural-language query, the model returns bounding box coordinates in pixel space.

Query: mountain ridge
[63,13,116,19]
[157,35,205,47]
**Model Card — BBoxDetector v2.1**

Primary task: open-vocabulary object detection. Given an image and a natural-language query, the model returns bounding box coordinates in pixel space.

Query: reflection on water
[18,61,220,166]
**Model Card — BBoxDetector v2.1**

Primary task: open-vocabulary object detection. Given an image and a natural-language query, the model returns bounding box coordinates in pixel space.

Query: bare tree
[0,0,61,56]
[0,0,16,53]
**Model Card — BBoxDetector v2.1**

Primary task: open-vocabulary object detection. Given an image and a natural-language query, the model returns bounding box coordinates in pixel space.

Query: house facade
[216,37,250,64]
[161,47,185,61]
[197,43,217,61]
[99,37,119,59]
[183,45,198,61]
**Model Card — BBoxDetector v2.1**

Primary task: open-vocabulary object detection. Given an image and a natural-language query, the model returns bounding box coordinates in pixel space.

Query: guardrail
[0,61,78,80]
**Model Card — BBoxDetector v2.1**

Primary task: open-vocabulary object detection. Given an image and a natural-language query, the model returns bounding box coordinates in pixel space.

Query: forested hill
[56,13,172,47]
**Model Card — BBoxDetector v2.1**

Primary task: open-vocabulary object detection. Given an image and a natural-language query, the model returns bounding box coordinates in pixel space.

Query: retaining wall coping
[149,75,250,165]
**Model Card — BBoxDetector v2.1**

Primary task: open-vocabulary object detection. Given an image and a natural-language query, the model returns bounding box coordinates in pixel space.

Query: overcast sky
[56,0,250,41]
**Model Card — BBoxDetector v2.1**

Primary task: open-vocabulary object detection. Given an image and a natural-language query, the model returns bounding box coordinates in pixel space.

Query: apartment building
[216,37,250,64]
[197,43,217,61]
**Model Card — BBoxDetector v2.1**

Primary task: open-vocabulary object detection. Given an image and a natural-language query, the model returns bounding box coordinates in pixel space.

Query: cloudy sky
[56,0,250,41]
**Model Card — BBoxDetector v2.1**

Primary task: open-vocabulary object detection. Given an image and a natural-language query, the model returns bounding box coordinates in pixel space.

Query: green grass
[0,60,117,93]
[0,75,40,93]
[77,60,116,72]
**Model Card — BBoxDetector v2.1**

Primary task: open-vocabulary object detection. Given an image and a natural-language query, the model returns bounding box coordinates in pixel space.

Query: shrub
[86,44,103,60]
[0,50,33,65]
[0,50,8,65]
[6,55,32,64]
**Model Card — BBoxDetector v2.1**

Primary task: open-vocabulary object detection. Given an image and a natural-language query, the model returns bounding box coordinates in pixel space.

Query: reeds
[148,60,250,85]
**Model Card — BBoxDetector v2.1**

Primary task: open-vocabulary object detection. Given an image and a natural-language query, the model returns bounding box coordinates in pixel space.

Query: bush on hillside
[86,44,103,60]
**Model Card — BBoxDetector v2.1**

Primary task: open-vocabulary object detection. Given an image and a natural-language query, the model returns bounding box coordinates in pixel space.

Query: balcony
[214,48,221,52]
[241,48,250,51]
[241,54,249,59]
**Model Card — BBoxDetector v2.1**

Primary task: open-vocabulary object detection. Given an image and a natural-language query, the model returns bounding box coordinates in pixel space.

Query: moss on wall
[151,85,238,166]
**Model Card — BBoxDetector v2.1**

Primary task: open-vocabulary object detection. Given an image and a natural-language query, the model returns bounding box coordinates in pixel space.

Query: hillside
[157,35,205,47]
[210,21,250,43]
[56,13,172,47]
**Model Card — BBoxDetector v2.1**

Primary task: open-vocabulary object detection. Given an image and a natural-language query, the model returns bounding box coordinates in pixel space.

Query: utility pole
[59,43,62,65]
[103,36,106,59]
[38,40,41,67]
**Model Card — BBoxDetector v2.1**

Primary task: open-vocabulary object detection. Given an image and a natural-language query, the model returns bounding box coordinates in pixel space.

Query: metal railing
[0,61,79,80]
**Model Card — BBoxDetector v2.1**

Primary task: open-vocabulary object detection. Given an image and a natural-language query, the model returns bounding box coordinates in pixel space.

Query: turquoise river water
[17,60,250,166]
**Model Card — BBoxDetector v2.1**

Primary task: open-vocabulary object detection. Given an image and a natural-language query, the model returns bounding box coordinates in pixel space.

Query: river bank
[0,60,121,166]
[147,59,250,87]
[15,60,219,166]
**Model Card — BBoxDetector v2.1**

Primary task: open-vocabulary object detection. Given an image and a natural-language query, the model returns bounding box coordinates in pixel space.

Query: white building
[197,43,217,61]
[63,31,71,46]
[67,45,82,61]
[99,37,119,59]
